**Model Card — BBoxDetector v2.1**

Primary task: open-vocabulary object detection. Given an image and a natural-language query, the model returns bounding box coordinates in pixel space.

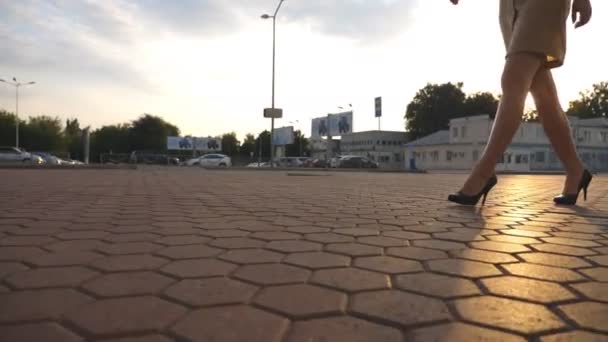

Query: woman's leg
[459,53,543,195]
[530,69,584,194]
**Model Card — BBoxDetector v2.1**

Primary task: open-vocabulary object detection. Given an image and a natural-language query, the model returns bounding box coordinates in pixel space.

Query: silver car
[0,146,34,163]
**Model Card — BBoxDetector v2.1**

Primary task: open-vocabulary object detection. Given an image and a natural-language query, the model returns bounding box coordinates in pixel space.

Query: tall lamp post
[0,78,36,148]
[261,0,286,168]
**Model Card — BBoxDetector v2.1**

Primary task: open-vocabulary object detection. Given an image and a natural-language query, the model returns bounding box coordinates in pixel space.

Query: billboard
[167,136,222,151]
[328,111,353,136]
[375,97,382,118]
[311,117,329,139]
[272,126,295,146]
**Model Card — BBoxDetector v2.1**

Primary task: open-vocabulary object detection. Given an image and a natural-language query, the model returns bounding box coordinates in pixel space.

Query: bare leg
[459,53,542,195]
[530,69,584,194]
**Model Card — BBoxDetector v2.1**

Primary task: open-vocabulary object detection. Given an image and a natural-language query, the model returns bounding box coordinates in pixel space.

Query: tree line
[0,111,310,162]
[404,81,608,139]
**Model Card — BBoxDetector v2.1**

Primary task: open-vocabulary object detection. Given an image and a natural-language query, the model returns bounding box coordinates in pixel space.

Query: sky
[1,0,607,140]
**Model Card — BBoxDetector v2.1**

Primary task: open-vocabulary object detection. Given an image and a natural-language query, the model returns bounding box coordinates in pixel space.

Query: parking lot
[0,168,607,341]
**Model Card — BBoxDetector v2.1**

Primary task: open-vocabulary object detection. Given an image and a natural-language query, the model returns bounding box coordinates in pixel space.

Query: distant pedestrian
[447,0,593,206]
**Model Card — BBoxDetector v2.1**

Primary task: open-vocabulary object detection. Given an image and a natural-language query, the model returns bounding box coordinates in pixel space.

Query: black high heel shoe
[448,175,498,206]
[553,169,593,206]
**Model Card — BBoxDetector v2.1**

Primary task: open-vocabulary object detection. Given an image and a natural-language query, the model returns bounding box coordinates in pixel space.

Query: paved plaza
[0,168,607,342]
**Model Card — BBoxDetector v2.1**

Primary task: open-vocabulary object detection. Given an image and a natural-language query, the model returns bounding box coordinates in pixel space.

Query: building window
[601,132,608,143]
[473,150,479,161]
[535,151,546,163]
[549,152,557,163]
[459,152,465,158]
[584,131,591,143]
[382,141,386,145]
[461,126,467,138]
[452,127,458,138]
[432,151,439,161]
[446,151,452,161]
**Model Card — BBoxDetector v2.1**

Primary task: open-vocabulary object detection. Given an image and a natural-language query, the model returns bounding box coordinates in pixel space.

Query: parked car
[185,154,231,168]
[0,146,35,163]
[329,156,343,168]
[31,152,63,165]
[312,159,329,168]
[247,162,270,168]
[275,157,305,168]
[339,156,378,169]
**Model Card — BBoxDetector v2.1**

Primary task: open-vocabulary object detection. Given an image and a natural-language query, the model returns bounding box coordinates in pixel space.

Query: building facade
[340,131,410,169]
[405,115,608,172]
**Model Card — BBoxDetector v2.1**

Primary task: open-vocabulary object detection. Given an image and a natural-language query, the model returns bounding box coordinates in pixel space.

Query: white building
[340,131,410,169]
[405,115,608,172]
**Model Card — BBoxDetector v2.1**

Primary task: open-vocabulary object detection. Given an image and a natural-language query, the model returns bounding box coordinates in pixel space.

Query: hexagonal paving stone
[481,276,576,303]
[161,259,237,278]
[25,251,104,267]
[450,248,518,264]
[57,230,109,240]
[266,240,322,253]
[354,256,422,274]
[394,272,481,298]
[286,316,403,342]
[503,263,584,282]
[0,288,92,323]
[0,262,28,279]
[0,246,46,261]
[155,244,222,259]
[103,233,160,243]
[533,243,597,256]
[171,305,288,342]
[350,290,451,327]
[219,249,284,264]
[334,228,379,237]
[387,246,448,260]
[588,255,608,266]
[382,231,431,240]
[284,252,350,269]
[165,278,257,306]
[433,231,486,242]
[0,235,56,246]
[97,242,163,255]
[250,231,301,241]
[325,243,383,257]
[518,252,592,269]
[287,226,330,234]
[470,241,531,253]
[580,267,608,282]
[154,235,210,246]
[305,233,354,243]
[358,236,408,247]
[428,259,502,278]
[413,239,468,251]
[82,271,175,297]
[500,229,550,238]
[254,284,346,318]
[487,235,541,245]
[542,237,601,248]
[408,322,526,342]
[90,254,168,272]
[233,263,310,285]
[559,302,608,333]
[66,296,186,337]
[6,266,99,289]
[571,282,608,302]
[540,331,608,342]
[0,322,83,342]
[453,296,566,334]
[45,239,109,252]
[311,268,389,292]
[97,335,172,342]
[199,229,249,238]
[209,237,266,249]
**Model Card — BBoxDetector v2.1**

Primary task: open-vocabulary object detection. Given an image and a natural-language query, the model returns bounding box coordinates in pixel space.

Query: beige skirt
[499,0,571,68]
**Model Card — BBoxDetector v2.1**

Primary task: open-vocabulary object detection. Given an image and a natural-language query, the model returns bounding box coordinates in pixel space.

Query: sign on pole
[272,126,295,146]
[375,97,382,118]
[264,108,283,118]
[328,111,353,136]
[167,137,222,151]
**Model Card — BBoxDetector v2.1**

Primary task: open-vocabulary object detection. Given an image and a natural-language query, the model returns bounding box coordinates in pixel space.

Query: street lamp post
[0,78,36,148]
[262,0,286,168]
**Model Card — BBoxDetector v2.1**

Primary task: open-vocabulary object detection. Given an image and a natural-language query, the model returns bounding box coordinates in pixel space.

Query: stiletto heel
[554,169,593,206]
[448,175,498,206]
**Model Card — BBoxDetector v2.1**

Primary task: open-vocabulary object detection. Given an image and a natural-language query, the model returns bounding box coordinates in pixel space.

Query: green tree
[64,118,82,160]
[567,82,608,119]
[286,130,309,157]
[255,131,271,160]
[20,116,65,152]
[0,110,20,146]
[463,92,499,118]
[405,82,466,139]
[90,124,131,162]
[128,114,179,151]
[240,133,257,157]
[221,132,240,156]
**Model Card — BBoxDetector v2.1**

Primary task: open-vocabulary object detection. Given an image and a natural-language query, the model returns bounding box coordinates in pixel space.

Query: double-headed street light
[261,0,286,167]
[0,78,36,148]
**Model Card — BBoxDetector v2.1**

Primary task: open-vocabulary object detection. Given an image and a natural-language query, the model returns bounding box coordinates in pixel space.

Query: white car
[0,146,38,164]
[185,154,231,168]
[32,152,62,165]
